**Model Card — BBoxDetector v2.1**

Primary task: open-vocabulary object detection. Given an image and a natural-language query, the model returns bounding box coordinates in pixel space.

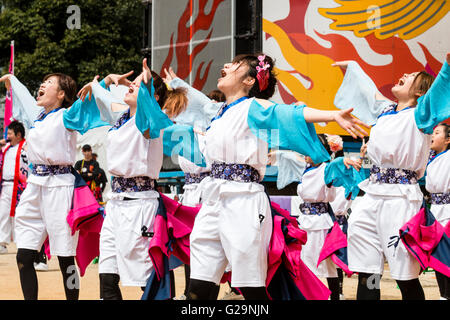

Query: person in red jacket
[0,120,28,254]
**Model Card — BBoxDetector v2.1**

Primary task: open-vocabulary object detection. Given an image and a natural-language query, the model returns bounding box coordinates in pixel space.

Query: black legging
[16,248,79,300]
[183,264,190,296]
[187,279,268,300]
[356,273,425,300]
[327,277,340,300]
[100,271,176,300]
[99,273,122,300]
[435,271,449,299]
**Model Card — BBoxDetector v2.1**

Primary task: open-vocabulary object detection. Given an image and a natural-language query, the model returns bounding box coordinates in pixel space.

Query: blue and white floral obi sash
[431,193,450,205]
[210,162,260,183]
[369,165,418,184]
[299,202,329,216]
[184,172,210,185]
[32,164,72,176]
[111,176,156,193]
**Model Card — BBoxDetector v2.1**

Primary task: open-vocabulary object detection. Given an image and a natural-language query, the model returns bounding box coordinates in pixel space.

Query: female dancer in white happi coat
[296,134,362,300]
[333,52,450,300]
[79,60,205,299]
[163,53,369,300]
[0,72,105,300]
[427,122,450,300]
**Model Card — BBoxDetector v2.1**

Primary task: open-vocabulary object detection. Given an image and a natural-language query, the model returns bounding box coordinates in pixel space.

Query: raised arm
[135,76,173,139]
[164,67,221,129]
[414,53,450,134]
[62,77,115,134]
[86,76,128,125]
[0,74,43,129]
[333,61,393,126]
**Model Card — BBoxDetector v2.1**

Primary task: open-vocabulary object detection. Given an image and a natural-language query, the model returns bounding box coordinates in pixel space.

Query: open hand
[343,157,362,171]
[106,71,134,87]
[78,75,100,101]
[334,108,369,139]
[142,58,152,84]
[163,67,178,85]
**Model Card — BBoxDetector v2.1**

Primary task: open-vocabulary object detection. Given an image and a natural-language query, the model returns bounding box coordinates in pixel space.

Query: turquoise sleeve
[135,79,173,139]
[62,78,112,134]
[414,61,450,134]
[169,77,221,130]
[247,100,331,164]
[62,97,110,134]
[162,124,206,167]
[323,157,366,200]
[9,76,43,129]
[334,61,392,126]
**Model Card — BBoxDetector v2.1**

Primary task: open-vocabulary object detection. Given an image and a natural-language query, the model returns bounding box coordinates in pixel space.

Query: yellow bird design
[319,0,450,40]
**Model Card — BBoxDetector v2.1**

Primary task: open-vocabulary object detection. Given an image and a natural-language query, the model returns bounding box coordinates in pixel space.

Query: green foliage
[0,0,144,92]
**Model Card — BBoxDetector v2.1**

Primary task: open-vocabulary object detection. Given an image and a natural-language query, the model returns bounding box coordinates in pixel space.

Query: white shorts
[347,192,422,280]
[181,183,202,206]
[189,177,272,287]
[98,193,159,287]
[0,183,14,244]
[430,203,450,226]
[300,228,338,278]
[14,182,78,256]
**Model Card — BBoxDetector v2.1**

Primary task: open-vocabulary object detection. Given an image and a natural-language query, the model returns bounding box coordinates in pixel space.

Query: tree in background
[0,0,144,93]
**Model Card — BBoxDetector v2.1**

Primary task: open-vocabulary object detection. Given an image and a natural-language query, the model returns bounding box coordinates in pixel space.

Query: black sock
[239,287,268,300]
[34,246,47,264]
[396,278,425,300]
[57,256,79,300]
[327,277,340,300]
[356,273,381,300]
[186,279,218,300]
[337,268,344,295]
[99,273,122,300]
[169,270,176,298]
[16,249,39,300]
[183,265,190,296]
[210,284,220,300]
[435,271,449,299]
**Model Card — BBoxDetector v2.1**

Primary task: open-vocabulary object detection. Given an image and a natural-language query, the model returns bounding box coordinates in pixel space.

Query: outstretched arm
[77,75,128,125]
[0,74,43,129]
[163,67,222,129]
[414,52,450,134]
[332,61,393,126]
[254,98,369,139]
[303,107,369,139]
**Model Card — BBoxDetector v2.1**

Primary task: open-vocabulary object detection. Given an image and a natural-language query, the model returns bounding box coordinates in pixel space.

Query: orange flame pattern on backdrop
[263,0,446,134]
[161,0,225,91]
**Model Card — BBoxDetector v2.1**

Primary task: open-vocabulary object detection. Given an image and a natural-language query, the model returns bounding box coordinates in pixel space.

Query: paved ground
[0,243,441,300]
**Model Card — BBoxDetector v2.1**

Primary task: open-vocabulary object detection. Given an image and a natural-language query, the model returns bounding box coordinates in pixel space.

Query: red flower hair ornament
[256,55,270,91]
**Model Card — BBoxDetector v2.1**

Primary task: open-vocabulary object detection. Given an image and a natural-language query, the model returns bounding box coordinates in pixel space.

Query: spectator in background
[75,144,102,202]
[0,121,28,254]
[92,153,108,204]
